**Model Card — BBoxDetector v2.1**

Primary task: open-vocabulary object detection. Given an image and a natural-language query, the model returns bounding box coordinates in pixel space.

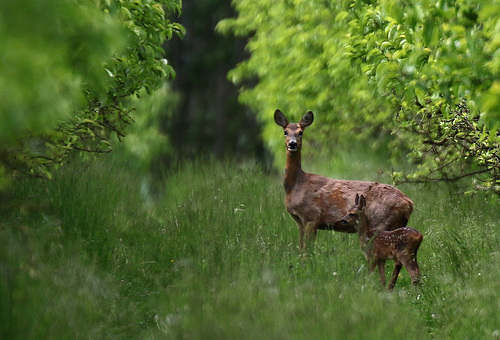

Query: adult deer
[341,194,422,289]
[274,110,414,250]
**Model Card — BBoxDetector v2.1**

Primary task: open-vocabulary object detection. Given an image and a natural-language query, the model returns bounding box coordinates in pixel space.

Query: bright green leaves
[221,0,500,195]
[0,0,183,183]
[479,0,500,131]
[375,62,400,96]
[0,0,122,145]
[481,81,500,131]
[103,0,184,96]
[219,0,390,163]
[334,0,500,194]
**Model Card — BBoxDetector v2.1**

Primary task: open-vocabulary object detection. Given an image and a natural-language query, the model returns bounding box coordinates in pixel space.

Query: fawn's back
[369,227,423,261]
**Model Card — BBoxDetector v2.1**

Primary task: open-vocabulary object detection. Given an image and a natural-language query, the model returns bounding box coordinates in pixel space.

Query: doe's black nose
[288,141,298,149]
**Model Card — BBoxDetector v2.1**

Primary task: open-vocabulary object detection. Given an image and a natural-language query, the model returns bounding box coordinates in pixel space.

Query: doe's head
[274,110,314,152]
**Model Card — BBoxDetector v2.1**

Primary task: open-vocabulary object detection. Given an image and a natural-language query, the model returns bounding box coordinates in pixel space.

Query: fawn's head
[274,110,314,153]
[341,194,367,230]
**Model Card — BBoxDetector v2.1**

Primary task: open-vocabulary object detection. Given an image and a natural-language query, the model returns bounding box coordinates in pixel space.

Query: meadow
[1,147,499,339]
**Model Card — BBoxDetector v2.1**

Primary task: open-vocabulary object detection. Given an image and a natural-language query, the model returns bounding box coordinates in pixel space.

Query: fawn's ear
[299,111,314,128]
[355,193,360,205]
[359,195,366,209]
[274,110,289,128]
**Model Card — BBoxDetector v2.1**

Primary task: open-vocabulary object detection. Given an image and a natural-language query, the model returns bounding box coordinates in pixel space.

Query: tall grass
[1,151,499,339]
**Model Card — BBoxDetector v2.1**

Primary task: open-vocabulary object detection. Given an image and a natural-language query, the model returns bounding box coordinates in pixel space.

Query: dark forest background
[164,0,266,162]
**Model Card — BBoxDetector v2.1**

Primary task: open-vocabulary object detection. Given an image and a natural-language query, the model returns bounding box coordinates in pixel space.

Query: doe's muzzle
[287,140,298,151]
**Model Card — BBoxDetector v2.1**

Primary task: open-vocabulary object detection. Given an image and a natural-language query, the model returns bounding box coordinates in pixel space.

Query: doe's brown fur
[274,110,414,251]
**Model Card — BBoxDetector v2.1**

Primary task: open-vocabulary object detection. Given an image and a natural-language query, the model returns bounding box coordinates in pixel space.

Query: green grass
[1,152,499,339]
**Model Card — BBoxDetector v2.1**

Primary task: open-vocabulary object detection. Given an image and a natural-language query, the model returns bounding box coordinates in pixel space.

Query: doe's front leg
[291,215,306,251]
[303,221,318,251]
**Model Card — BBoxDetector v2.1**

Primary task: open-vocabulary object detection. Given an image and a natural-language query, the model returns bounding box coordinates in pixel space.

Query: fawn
[341,194,423,289]
[274,110,414,250]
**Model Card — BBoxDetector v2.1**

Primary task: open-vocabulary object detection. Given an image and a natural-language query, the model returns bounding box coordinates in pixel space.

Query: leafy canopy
[219,0,500,194]
[0,0,183,185]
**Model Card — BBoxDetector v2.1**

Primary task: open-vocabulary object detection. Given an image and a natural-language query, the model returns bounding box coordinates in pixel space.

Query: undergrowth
[1,152,499,339]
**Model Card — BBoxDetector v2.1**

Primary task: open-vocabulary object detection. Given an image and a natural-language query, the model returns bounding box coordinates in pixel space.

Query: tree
[219,0,500,194]
[164,0,266,161]
[217,1,391,169]
[0,0,183,186]
[338,0,500,194]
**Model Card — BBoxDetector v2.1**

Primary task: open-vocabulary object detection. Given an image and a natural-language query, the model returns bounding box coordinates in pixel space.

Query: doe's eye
[299,131,303,136]
[284,131,288,136]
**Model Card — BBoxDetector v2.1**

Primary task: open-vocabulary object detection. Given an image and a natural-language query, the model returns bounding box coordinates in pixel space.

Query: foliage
[164,0,266,161]
[219,0,500,194]
[216,0,391,168]
[117,84,178,173]
[0,0,183,185]
[1,156,499,338]
[341,0,500,193]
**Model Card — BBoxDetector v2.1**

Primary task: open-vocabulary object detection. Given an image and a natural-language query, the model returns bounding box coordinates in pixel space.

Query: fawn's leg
[388,261,403,290]
[368,257,377,272]
[376,260,386,287]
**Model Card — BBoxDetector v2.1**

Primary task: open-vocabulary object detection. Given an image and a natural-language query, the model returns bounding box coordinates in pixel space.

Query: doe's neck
[284,149,305,192]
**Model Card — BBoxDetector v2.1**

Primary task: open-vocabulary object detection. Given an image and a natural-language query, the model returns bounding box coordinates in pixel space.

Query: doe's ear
[299,111,314,128]
[274,110,289,128]
[355,193,360,205]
